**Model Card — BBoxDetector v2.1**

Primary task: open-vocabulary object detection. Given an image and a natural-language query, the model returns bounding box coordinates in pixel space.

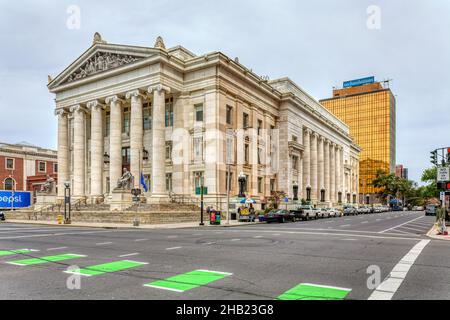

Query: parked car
[343,206,357,216]
[373,206,383,213]
[290,205,317,221]
[357,206,369,214]
[323,208,338,218]
[265,209,295,223]
[319,208,330,218]
[412,206,424,211]
[0,211,5,221]
[425,205,437,216]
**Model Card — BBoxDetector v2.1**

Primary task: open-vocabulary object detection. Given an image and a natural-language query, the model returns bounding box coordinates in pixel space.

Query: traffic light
[447,148,450,164]
[430,150,438,165]
[447,182,450,191]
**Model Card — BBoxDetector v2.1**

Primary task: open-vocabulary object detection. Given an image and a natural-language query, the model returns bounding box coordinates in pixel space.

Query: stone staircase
[7,202,201,225]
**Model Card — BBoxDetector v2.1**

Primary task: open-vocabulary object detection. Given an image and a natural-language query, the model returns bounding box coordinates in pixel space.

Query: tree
[421,167,439,200]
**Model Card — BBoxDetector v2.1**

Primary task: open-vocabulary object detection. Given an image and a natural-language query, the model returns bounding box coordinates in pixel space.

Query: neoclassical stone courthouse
[48,33,360,209]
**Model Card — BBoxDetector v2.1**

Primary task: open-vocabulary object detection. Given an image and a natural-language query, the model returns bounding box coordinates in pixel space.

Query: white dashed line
[368,240,430,300]
[119,253,139,257]
[379,216,425,234]
[253,236,263,238]
[134,239,148,242]
[230,239,241,242]
[95,242,112,246]
[166,246,182,250]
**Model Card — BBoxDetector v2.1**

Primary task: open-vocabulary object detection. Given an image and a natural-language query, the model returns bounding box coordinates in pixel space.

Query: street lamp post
[197,173,205,226]
[64,182,71,224]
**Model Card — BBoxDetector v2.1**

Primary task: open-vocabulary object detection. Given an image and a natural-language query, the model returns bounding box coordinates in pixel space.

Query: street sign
[437,166,449,182]
[440,192,445,202]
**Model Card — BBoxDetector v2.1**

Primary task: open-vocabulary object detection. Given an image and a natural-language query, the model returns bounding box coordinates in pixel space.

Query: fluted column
[310,132,318,202]
[56,108,69,200]
[324,139,330,203]
[126,90,144,189]
[330,142,336,204]
[302,128,311,200]
[318,136,324,202]
[148,85,170,199]
[335,145,340,202]
[87,100,104,202]
[106,95,124,194]
[71,105,87,199]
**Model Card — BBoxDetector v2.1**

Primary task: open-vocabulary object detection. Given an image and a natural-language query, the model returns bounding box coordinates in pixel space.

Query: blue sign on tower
[343,76,375,88]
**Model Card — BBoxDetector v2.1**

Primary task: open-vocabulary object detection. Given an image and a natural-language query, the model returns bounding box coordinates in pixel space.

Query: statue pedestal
[35,192,57,209]
[110,188,133,211]
[147,194,170,204]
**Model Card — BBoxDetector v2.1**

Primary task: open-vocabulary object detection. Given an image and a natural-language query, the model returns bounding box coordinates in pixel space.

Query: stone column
[324,139,330,203]
[330,142,336,204]
[106,95,124,194]
[148,85,170,200]
[70,105,87,200]
[87,100,104,203]
[126,90,144,189]
[302,128,311,200]
[55,108,69,200]
[318,136,324,202]
[335,145,340,203]
[310,132,318,202]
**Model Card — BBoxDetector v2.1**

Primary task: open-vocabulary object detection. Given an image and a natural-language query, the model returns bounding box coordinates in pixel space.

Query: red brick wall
[35,160,57,175]
[0,155,24,191]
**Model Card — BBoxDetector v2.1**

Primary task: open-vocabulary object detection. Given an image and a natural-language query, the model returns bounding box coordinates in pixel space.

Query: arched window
[4,178,15,191]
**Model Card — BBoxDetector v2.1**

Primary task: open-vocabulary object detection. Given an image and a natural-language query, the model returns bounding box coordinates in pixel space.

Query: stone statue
[154,36,166,50]
[40,175,55,193]
[117,168,133,190]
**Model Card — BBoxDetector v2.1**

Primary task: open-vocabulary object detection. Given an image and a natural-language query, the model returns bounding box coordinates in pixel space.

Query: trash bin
[210,210,221,225]
[57,214,63,225]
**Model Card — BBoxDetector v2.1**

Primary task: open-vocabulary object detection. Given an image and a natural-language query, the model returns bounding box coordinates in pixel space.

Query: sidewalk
[427,223,450,241]
[3,219,264,230]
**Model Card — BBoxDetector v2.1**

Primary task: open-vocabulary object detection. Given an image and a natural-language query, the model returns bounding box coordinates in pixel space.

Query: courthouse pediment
[62,51,143,84]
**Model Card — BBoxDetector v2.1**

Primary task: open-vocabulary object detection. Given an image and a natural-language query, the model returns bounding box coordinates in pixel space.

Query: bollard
[57,214,63,225]
[133,217,140,227]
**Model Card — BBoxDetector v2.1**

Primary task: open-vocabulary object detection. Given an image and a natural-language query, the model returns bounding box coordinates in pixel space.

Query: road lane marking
[361,221,369,224]
[253,236,263,238]
[63,260,148,277]
[397,226,427,232]
[277,283,352,300]
[230,239,241,242]
[379,216,425,233]
[340,225,351,227]
[144,269,232,293]
[47,247,68,251]
[368,239,430,300]
[166,247,182,250]
[7,253,86,266]
[95,242,113,246]
[134,239,148,242]
[118,253,139,258]
[0,249,39,256]
[0,230,115,240]
[203,242,216,245]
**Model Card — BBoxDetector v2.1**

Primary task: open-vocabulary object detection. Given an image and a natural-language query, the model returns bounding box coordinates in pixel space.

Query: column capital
[311,132,319,139]
[70,104,88,114]
[303,127,312,135]
[125,89,146,100]
[148,84,171,94]
[54,108,68,117]
[105,95,125,105]
[87,100,106,111]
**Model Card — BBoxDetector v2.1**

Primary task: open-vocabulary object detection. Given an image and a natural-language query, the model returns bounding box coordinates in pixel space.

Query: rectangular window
[258,177,263,194]
[243,112,249,128]
[292,155,299,171]
[166,173,172,192]
[165,98,174,127]
[5,158,14,170]
[38,161,46,173]
[193,137,203,161]
[257,120,263,135]
[258,148,262,165]
[195,104,203,122]
[53,163,58,173]
[270,179,275,193]
[244,143,250,164]
[105,112,110,136]
[123,110,130,134]
[165,141,172,160]
[225,172,233,191]
[226,105,233,125]
[122,147,130,166]
[143,106,152,130]
[292,135,298,142]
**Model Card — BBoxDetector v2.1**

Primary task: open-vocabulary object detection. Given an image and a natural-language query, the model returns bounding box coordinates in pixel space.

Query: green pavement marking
[0,249,38,257]
[6,253,86,266]
[64,260,148,277]
[277,283,352,300]
[144,269,232,293]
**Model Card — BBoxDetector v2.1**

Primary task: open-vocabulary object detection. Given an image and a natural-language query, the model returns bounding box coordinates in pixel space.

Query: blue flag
[140,173,148,192]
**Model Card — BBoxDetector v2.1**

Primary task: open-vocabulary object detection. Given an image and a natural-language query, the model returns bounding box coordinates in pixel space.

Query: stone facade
[48,34,360,209]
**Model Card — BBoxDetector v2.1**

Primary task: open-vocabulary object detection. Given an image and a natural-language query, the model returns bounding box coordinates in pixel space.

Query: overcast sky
[0,0,449,183]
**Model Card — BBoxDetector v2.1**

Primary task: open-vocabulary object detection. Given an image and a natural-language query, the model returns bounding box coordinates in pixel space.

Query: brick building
[0,142,57,203]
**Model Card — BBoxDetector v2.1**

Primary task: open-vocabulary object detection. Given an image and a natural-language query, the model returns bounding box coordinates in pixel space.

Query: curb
[426,223,450,241]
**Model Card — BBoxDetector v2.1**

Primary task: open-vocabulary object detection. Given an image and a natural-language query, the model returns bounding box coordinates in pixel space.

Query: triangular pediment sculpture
[62,51,143,84]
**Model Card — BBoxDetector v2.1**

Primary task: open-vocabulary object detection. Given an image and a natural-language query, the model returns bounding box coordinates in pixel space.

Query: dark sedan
[264,209,294,223]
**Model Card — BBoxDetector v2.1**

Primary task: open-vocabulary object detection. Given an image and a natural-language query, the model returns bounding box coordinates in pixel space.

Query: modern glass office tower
[320,78,396,204]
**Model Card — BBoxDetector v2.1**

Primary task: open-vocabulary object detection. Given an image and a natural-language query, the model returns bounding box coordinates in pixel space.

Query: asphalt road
[0,210,447,300]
